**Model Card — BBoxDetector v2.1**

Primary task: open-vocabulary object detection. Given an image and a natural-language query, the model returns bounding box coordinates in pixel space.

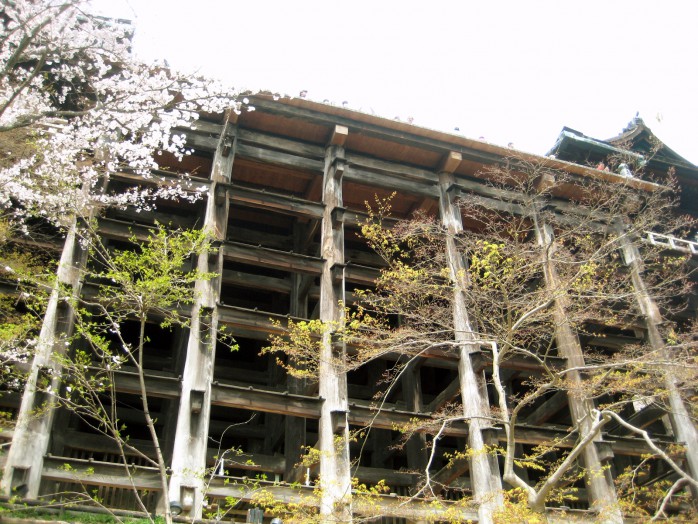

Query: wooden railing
[645,231,698,255]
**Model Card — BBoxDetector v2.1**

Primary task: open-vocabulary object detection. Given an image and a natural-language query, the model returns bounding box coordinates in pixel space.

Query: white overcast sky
[92,0,698,164]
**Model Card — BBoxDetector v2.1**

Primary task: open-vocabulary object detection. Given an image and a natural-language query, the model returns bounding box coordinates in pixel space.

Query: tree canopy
[1,0,238,224]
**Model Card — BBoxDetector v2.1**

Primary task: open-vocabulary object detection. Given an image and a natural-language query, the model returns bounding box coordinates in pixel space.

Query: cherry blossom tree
[0,2,239,514]
[1,0,239,224]
[0,0,238,378]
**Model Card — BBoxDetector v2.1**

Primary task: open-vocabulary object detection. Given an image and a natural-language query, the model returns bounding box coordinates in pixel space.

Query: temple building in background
[2,97,697,523]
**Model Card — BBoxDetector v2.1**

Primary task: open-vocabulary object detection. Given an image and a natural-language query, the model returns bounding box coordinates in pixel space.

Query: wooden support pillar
[265,371,285,457]
[2,220,87,498]
[532,212,622,521]
[160,326,189,464]
[317,126,352,522]
[167,117,235,519]
[616,222,698,493]
[285,224,310,482]
[402,358,428,472]
[437,152,503,524]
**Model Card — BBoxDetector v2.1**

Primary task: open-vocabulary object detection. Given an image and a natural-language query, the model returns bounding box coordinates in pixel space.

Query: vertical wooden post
[167,117,235,518]
[437,153,503,524]
[317,125,352,522]
[2,220,86,497]
[284,225,309,482]
[160,326,190,463]
[616,222,698,489]
[402,358,428,472]
[367,360,389,468]
[532,212,622,521]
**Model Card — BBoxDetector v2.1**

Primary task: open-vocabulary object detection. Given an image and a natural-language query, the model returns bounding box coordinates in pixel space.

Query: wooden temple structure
[1,99,697,523]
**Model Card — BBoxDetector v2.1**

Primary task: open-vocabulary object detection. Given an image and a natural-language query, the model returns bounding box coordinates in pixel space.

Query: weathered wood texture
[438,168,503,524]
[41,455,479,522]
[2,214,90,497]
[617,225,698,490]
[317,136,352,521]
[5,96,692,523]
[533,213,622,522]
[167,120,235,518]
[285,225,311,483]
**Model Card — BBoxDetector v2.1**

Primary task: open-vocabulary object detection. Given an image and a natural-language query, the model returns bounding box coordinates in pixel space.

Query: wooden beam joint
[189,389,205,415]
[439,151,462,174]
[331,206,346,229]
[331,263,347,284]
[221,135,234,157]
[594,440,615,463]
[214,184,227,206]
[329,125,349,147]
[332,157,346,179]
[534,173,555,193]
[331,410,348,434]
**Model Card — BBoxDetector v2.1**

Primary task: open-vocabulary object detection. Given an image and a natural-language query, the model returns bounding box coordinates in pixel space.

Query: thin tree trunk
[137,315,172,524]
